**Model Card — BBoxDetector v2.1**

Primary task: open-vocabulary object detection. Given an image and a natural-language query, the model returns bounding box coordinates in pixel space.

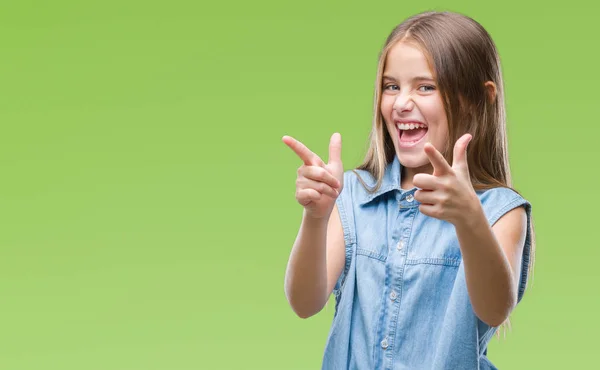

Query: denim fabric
[322,156,532,370]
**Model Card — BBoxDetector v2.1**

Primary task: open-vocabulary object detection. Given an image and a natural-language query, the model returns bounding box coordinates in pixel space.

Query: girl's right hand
[282,133,344,219]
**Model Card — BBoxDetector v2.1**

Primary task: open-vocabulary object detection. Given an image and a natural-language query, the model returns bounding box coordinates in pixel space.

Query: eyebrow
[382,75,435,82]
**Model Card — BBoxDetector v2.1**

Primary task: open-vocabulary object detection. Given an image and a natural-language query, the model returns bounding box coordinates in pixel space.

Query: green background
[0,0,597,369]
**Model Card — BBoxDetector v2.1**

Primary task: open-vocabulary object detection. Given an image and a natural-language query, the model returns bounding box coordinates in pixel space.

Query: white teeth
[396,123,426,130]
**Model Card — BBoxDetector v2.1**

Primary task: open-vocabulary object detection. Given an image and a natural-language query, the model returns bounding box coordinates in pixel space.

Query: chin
[396,151,429,170]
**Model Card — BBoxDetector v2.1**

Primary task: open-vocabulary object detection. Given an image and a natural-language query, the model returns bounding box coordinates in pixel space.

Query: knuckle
[318,183,327,194]
[313,167,324,181]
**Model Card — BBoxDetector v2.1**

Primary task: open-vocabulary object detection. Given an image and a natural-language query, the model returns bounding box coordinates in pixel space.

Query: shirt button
[406,194,414,202]
[390,290,397,300]
[397,240,404,250]
[381,338,389,349]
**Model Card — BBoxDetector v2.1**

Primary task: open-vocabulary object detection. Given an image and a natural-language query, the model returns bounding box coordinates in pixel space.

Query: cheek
[380,98,393,115]
[380,99,395,129]
[420,99,445,120]
[421,101,447,131]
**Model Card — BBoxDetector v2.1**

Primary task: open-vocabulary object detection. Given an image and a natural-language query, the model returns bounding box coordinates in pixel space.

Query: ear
[484,81,497,103]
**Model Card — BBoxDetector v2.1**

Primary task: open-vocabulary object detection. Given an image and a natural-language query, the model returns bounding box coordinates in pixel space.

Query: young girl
[282,10,535,370]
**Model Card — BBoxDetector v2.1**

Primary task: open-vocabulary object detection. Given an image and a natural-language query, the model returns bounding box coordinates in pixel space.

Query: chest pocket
[405,216,462,266]
[355,227,389,262]
[353,206,391,263]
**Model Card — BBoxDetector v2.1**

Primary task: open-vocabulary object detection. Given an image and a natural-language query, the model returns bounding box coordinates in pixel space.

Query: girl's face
[380,41,449,171]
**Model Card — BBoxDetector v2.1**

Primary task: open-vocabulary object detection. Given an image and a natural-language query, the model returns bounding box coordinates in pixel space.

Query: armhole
[486,191,533,304]
[332,172,356,297]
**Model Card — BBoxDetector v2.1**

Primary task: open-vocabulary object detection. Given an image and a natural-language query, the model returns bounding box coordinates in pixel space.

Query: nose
[392,91,414,113]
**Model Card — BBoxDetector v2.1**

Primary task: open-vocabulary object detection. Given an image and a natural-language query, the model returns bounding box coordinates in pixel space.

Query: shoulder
[336,170,364,212]
[476,186,531,226]
[342,168,375,189]
[334,169,381,237]
[338,169,375,202]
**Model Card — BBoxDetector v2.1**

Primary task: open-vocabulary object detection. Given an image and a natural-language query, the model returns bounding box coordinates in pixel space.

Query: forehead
[383,41,433,78]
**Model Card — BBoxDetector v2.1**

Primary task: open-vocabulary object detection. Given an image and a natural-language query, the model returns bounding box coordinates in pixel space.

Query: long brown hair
[356,10,535,337]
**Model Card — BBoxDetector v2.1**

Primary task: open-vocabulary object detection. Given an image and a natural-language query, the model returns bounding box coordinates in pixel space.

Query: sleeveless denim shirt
[322,156,533,370]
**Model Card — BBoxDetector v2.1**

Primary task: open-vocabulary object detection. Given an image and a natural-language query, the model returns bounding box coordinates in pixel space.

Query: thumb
[328,132,342,166]
[452,133,472,171]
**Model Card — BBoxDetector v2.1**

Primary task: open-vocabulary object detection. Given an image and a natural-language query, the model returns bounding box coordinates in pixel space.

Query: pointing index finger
[282,135,324,166]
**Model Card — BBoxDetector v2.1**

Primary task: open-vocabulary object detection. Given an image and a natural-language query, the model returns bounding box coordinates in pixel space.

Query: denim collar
[357,155,404,206]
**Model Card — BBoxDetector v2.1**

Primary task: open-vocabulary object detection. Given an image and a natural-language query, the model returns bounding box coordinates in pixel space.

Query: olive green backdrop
[1,1,597,369]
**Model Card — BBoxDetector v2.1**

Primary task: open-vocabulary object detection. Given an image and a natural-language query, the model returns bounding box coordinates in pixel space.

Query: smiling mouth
[397,123,428,146]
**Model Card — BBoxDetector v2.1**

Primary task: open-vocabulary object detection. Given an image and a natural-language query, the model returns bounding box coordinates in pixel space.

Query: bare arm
[284,205,345,318]
[455,204,527,327]
[281,133,346,319]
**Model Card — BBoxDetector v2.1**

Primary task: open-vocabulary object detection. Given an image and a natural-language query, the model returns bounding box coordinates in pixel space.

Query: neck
[400,163,433,190]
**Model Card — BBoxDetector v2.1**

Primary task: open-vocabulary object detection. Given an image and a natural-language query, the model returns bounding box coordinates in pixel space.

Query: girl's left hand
[413,134,480,226]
